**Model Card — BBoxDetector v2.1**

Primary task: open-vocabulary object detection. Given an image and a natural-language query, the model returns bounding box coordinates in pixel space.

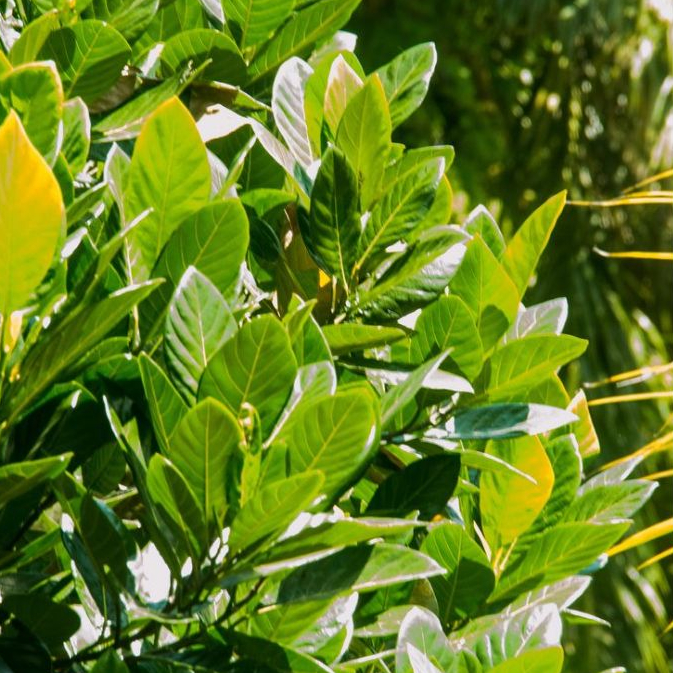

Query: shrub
[0,1,655,671]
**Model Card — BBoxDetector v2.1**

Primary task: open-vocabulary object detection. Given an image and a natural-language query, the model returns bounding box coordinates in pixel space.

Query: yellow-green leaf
[0,111,64,316]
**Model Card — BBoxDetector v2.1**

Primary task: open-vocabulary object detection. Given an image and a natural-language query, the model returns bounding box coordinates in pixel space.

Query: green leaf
[160,28,246,84]
[167,398,244,524]
[356,157,443,270]
[322,54,364,135]
[272,57,315,168]
[422,523,494,622]
[480,436,555,549]
[1,594,80,650]
[223,0,294,49]
[504,298,568,343]
[124,96,211,280]
[229,471,325,554]
[247,0,360,84]
[357,227,466,320]
[449,235,519,352]
[322,323,406,354]
[502,192,566,300]
[165,267,236,402]
[396,607,454,673]
[0,62,63,164]
[375,43,437,129]
[39,20,131,104]
[142,199,249,339]
[277,543,444,604]
[278,389,379,501]
[478,335,588,402]
[91,650,130,673]
[200,315,297,435]
[139,353,188,455]
[367,454,460,519]
[488,648,564,673]
[464,205,505,259]
[306,146,360,286]
[0,112,63,317]
[62,97,90,175]
[445,404,578,440]
[563,481,656,525]
[146,454,208,560]
[407,295,483,380]
[9,10,60,65]
[381,352,464,429]
[336,74,392,209]
[86,0,159,42]
[0,454,72,509]
[4,282,161,424]
[492,521,630,602]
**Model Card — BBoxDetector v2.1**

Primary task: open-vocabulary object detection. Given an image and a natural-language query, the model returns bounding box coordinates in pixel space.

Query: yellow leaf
[480,435,555,550]
[568,390,600,458]
[0,111,64,316]
[608,518,673,557]
[637,547,673,570]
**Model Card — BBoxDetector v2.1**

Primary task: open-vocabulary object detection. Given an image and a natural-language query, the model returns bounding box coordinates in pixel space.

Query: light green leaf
[142,199,249,340]
[445,404,578,440]
[90,650,130,673]
[421,523,495,622]
[449,235,519,352]
[357,157,443,270]
[86,0,159,42]
[480,436,555,549]
[277,543,444,604]
[160,28,246,84]
[563,481,656,525]
[502,192,566,300]
[323,54,363,135]
[247,0,360,85]
[0,111,63,317]
[407,294,483,380]
[0,61,63,164]
[9,10,60,65]
[307,146,360,286]
[277,389,378,500]
[146,454,207,560]
[62,97,90,175]
[396,607,454,673]
[223,0,294,49]
[167,398,244,523]
[39,20,131,103]
[478,335,588,402]
[322,323,406,354]
[124,96,211,280]
[200,315,297,435]
[0,454,72,509]
[504,298,568,343]
[336,74,391,209]
[229,471,325,554]
[375,43,437,129]
[567,390,600,458]
[488,648,564,673]
[492,521,630,602]
[464,205,505,259]
[165,267,235,402]
[139,353,188,455]
[272,57,315,168]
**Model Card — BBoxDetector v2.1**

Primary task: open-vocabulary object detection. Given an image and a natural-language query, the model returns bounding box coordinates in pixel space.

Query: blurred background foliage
[349,1,673,671]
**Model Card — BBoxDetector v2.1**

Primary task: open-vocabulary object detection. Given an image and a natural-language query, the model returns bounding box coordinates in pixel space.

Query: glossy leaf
[488,648,564,673]
[375,42,437,129]
[223,0,294,49]
[396,607,454,673]
[0,454,71,509]
[124,97,211,280]
[322,323,406,354]
[165,267,235,401]
[421,523,495,621]
[0,111,63,317]
[504,298,569,343]
[200,315,297,435]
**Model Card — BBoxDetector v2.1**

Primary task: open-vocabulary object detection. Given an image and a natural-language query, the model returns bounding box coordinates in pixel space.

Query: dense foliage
[0,1,660,672]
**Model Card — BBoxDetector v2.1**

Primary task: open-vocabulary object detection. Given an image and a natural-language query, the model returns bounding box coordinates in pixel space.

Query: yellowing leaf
[608,518,673,557]
[0,111,63,316]
[480,436,555,550]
